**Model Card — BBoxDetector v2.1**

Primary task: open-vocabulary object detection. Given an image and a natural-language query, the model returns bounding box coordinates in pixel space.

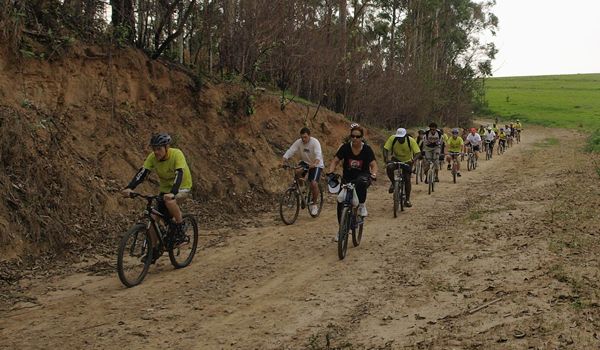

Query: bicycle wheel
[428,169,434,195]
[352,215,363,247]
[452,166,457,183]
[117,223,152,288]
[279,188,299,225]
[400,180,405,212]
[393,180,399,218]
[168,214,199,269]
[467,156,473,171]
[338,207,351,260]
[307,183,324,218]
[415,161,421,185]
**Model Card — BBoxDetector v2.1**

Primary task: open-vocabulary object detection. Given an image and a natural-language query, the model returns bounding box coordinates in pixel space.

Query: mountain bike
[414,157,424,185]
[516,129,522,143]
[466,145,477,171]
[279,163,324,225]
[449,152,462,183]
[497,139,506,155]
[332,175,371,260]
[507,135,513,148]
[117,193,199,288]
[485,140,493,160]
[389,161,409,217]
[425,156,438,195]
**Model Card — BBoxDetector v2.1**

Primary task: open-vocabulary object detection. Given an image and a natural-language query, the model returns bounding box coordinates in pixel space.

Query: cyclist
[445,128,464,176]
[492,123,499,134]
[440,128,449,170]
[122,133,192,262]
[328,125,377,232]
[282,127,324,216]
[383,127,420,207]
[465,128,482,161]
[422,122,443,183]
[460,128,470,143]
[497,127,507,151]
[483,126,496,155]
[477,125,486,137]
[515,119,523,139]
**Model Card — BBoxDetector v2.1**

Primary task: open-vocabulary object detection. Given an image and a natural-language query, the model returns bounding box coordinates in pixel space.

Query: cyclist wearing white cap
[383,127,420,207]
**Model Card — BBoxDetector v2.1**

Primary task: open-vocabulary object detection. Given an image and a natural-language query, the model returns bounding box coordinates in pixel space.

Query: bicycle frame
[284,165,310,207]
[135,194,171,250]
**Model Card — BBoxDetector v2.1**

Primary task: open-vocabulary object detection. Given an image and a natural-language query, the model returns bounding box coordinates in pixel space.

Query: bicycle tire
[467,156,473,171]
[117,223,152,288]
[415,161,421,185]
[307,182,324,218]
[452,167,457,183]
[428,169,434,195]
[338,207,351,260]
[168,214,199,269]
[352,215,363,247]
[279,188,299,225]
[400,179,405,212]
[393,180,399,218]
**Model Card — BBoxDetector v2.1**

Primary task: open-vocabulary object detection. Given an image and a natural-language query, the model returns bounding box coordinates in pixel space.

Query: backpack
[424,129,443,147]
[391,136,414,156]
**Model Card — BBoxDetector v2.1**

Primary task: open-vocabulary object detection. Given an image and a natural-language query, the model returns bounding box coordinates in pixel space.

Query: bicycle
[414,157,424,185]
[497,139,506,155]
[331,174,370,260]
[485,140,493,160]
[465,145,478,171]
[117,193,199,288]
[448,152,462,183]
[425,156,438,195]
[516,129,522,143]
[389,161,409,217]
[279,164,324,225]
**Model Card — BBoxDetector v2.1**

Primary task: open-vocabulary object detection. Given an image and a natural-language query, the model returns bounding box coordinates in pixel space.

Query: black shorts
[307,167,323,182]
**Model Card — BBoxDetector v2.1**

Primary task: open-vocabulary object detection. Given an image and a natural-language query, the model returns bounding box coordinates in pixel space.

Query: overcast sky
[487,0,600,77]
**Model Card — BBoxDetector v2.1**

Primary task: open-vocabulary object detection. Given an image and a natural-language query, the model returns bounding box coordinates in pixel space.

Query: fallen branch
[467,297,502,315]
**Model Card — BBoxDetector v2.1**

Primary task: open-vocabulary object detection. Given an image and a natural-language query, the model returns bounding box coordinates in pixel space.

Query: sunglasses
[350,134,362,139]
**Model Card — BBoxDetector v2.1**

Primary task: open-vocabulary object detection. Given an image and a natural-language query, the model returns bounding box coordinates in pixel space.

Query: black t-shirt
[335,142,376,181]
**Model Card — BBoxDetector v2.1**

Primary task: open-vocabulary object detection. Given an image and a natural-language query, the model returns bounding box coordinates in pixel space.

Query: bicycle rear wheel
[117,223,152,288]
[279,188,299,225]
[307,183,324,218]
[338,207,351,260]
[168,214,199,268]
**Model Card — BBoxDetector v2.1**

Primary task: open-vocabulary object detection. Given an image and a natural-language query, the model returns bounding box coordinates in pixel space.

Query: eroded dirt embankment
[0,46,382,262]
[1,125,599,349]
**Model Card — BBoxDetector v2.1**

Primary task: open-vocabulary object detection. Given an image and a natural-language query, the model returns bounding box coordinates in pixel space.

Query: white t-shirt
[283,137,324,168]
[466,133,482,146]
[484,131,496,142]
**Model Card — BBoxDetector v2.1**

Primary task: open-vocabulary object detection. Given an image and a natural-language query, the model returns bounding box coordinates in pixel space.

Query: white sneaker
[333,234,339,242]
[310,204,318,216]
[358,204,368,217]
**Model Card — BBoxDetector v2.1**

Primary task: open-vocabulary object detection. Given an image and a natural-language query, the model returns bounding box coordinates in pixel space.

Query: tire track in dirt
[1,126,599,349]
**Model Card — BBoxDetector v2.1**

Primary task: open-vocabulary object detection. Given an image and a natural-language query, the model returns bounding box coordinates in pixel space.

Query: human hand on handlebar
[122,188,134,198]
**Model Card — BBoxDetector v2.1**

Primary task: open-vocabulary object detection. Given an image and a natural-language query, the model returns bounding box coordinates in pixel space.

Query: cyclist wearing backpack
[383,128,420,207]
[422,122,443,183]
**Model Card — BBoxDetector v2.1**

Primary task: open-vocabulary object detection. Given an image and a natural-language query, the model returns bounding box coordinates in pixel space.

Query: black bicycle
[332,175,371,260]
[389,161,409,217]
[279,164,324,225]
[117,193,198,287]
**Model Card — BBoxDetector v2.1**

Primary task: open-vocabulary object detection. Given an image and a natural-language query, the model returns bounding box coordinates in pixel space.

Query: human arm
[123,167,150,197]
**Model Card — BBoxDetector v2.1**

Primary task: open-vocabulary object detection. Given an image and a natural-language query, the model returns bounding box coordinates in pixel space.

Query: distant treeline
[1,0,497,127]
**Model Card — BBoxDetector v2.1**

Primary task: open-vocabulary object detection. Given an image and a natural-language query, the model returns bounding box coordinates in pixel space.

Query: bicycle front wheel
[399,180,405,212]
[117,223,152,288]
[352,215,363,247]
[279,188,300,225]
[307,183,324,218]
[338,207,351,260]
[428,169,434,195]
[393,180,399,218]
[168,214,199,269]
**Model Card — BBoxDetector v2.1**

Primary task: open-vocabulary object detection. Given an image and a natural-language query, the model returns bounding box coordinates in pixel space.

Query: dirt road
[2,126,599,349]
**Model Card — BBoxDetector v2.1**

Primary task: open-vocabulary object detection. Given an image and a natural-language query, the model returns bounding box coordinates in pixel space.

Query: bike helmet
[470,128,477,133]
[500,127,505,131]
[150,133,172,147]
[452,128,459,134]
[418,129,426,134]
[349,122,360,129]
[487,126,492,131]
[327,174,340,194]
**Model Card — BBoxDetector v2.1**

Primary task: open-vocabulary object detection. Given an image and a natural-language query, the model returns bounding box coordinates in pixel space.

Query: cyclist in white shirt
[484,126,496,154]
[465,128,482,161]
[282,127,324,216]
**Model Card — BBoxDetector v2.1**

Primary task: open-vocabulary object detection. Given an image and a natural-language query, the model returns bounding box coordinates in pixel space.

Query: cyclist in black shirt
[327,125,378,229]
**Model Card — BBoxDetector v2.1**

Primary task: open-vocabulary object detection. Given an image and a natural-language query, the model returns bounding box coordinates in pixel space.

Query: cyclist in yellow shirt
[498,128,507,149]
[445,128,464,176]
[122,133,192,262]
[383,128,420,207]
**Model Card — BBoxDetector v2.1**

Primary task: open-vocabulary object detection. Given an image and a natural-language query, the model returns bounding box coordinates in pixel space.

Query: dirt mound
[0,45,383,261]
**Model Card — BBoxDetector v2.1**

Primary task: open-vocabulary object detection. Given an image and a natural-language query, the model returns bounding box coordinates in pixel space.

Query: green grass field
[485,73,600,151]
[485,73,600,129]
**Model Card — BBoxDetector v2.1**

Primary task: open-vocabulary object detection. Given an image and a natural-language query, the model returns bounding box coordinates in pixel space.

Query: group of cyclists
[121,118,523,255]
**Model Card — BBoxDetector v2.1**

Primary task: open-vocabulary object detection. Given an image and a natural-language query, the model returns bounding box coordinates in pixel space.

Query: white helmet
[327,174,340,194]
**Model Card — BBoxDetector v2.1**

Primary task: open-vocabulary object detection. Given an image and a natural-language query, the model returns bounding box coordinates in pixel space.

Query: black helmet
[149,133,172,147]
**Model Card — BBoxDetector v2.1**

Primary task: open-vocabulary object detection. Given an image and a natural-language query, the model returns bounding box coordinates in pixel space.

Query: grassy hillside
[485,73,600,151]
